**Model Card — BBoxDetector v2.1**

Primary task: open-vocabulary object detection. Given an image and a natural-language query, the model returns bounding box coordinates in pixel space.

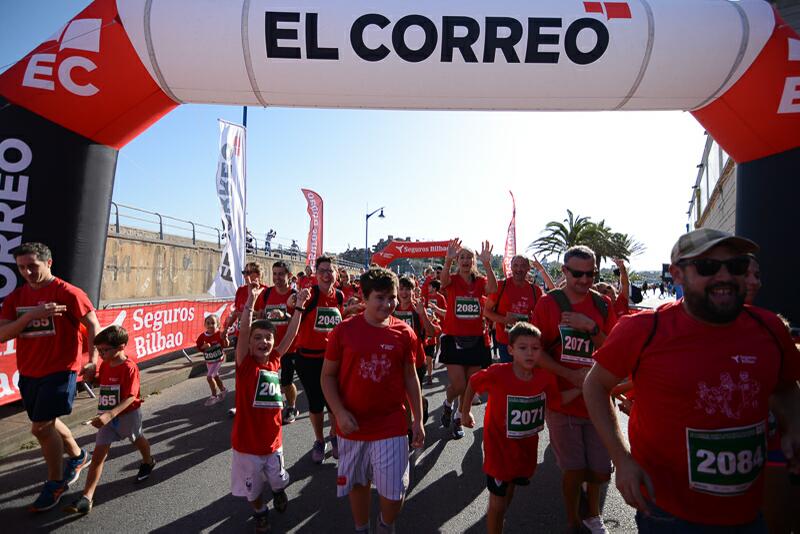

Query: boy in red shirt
[64,326,153,514]
[322,268,425,533]
[461,322,580,534]
[196,314,229,406]
[231,282,310,533]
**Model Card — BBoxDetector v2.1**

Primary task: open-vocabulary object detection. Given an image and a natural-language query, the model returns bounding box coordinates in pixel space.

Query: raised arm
[439,238,461,290]
[614,258,630,304]
[478,240,497,294]
[235,283,264,367]
[532,257,556,290]
[275,288,310,356]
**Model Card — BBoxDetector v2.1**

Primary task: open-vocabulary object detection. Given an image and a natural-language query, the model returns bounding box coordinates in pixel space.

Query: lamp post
[365,207,385,268]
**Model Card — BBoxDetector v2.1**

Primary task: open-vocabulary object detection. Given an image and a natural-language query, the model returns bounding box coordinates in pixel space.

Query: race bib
[16,306,56,338]
[203,343,224,362]
[506,393,546,438]
[253,370,283,409]
[455,297,481,320]
[505,313,529,332]
[264,304,289,325]
[686,421,766,496]
[314,306,342,332]
[98,384,120,412]
[393,310,414,328]
[559,325,594,366]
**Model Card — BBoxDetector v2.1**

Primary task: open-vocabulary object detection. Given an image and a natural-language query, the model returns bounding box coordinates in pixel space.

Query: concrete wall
[100,226,356,305]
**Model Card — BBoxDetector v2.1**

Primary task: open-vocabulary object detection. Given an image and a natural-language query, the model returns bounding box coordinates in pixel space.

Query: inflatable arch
[0,0,798,322]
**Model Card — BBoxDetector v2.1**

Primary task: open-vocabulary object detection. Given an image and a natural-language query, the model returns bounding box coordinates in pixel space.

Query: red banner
[0,299,233,406]
[502,191,517,277]
[372,240,450,267]
[302,189,324,265]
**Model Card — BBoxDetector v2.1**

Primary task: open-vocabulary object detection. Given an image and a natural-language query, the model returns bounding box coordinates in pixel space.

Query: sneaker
[217,388,228,401]
[582,516,609,534]
[63,495,92,515]
[272,490,288,513]
[253,510,271,534]
[311,440,329,464]
[330,436,339,460]
[451,419,464,440]
[472,396,483,406]
[63,448,91,487]
[29,480,67,512]
[204,396,218,407]
[136,460,156,482]
[228,407,237,417]
[282,406,298,425]
[440,402,452,428]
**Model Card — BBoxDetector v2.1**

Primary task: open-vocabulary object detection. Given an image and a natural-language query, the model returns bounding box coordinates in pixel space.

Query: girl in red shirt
[439,238,497,440]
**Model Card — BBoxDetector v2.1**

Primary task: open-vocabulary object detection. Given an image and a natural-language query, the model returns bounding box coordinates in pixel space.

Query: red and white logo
[583,2,632,20]
[22,18,102,97]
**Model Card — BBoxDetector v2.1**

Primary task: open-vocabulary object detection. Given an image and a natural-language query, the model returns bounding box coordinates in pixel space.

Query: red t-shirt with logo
[232,352,283,455]
[442,275,488,337]
[262,286,296,346]
[0,277,94,378]
[593,301,800,526]
[325,315,417,441]
[470,363,560,482]
[489,280,544,345]
[97,357,141,416]
[195,331,228,362]
[531,291,616,418]
[295,287,344,356]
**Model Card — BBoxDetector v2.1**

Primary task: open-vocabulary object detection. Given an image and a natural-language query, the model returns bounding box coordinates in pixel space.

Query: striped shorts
[336,435,409,501]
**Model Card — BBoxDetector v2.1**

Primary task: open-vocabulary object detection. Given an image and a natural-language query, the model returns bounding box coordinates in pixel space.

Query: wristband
[295,307,306,313]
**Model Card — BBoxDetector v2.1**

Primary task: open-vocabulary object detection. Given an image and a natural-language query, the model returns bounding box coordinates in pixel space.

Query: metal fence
[108,201,363,270]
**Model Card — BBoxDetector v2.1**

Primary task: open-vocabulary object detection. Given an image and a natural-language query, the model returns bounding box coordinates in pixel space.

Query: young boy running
[64,326,154,514]
[196,314,229,406]
[461,322,581,534]
[322,268,425,533]
[231,282,310,533]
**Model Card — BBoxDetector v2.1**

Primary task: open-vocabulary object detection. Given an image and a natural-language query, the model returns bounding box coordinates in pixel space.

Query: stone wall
[100,226,357,305]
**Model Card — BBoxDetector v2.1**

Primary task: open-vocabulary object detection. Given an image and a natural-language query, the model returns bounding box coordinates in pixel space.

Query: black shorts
[295,352,328,414]
[424,345,435,358]
[18,371,77,422]
[280,352,297,387]
[486,474,530,497]
[416,366,426,384]
[439,335,490,367]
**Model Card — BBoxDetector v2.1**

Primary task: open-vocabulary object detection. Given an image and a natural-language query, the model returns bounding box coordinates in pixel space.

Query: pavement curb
[0,351,223,459]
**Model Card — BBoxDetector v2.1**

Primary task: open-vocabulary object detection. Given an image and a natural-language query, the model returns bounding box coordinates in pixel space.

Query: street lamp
[365,207,385,268]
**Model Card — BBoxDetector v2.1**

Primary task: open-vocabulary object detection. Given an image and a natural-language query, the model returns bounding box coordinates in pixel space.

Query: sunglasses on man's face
[679,256,750,277]
[564,267,596,279]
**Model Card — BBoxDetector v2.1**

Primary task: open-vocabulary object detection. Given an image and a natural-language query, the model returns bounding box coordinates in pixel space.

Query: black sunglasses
[564,267,596,279]
[679,256,750,277]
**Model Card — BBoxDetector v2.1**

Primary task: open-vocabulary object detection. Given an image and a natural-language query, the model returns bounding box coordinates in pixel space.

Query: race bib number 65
[686,421,766,495]
[16,306,57,338]
[98,384,120,412]
[507,393,546,438]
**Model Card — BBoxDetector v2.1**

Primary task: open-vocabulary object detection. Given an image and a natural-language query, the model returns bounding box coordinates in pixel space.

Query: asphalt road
[0,359,637,533]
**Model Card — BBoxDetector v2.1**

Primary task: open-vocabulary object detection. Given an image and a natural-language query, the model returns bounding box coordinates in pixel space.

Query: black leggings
[294,354,328,414]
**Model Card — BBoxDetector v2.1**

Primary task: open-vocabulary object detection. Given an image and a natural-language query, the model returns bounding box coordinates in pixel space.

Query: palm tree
[529,210,593,260]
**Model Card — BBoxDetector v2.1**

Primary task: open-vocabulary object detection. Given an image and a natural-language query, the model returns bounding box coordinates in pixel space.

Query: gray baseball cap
[670,228,759,264]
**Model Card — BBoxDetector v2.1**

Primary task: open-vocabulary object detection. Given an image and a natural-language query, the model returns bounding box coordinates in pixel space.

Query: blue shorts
[18,371,77,422]
[497,343,512,363]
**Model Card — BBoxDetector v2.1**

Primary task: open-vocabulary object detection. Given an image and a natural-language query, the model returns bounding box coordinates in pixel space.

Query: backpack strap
[263,286,273,303]
[336,289,344,308]
[548,289,572,313]
[302,286,321,318]
[589,289,609,321]
[632,310,659,379]
[494,279,508,308]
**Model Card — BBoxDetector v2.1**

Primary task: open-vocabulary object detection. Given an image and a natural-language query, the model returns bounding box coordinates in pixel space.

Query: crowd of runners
[2,228,799,533]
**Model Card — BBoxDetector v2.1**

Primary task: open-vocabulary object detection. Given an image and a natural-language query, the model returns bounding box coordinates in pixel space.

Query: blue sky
[1,1,708,270]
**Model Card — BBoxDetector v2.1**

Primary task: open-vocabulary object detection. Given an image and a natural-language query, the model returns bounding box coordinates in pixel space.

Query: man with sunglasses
[584,228,800,533]
[531,245,618,534]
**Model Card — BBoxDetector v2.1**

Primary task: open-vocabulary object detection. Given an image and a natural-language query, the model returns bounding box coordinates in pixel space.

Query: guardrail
[108,201,364,270]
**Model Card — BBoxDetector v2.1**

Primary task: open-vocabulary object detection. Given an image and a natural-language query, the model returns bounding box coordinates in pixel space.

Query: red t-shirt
[298,276,315,290]
[489,279,543,345]
[614,296,631,317]
[338,283,355,301]
[324,315,417,441]
[470,363,560,481]
[233,284,267,313]
[442,275,488,337]
[0,277,94,377]
[420,276,433,298]
[530,291,617,418]
[232,352,283,455]
[195,331,228,362]
[424,292,447,313]
[295,287,343,356]
[392,303,426,368]
[425,323,442,347]
[97,357,141,416]
[593,301,800,526]
[262,286,296,346]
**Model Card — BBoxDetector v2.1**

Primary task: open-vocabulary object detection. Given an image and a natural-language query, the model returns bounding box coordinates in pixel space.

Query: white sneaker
[582,516,608,534]
[204,396,218,407]
[217,389,227,401]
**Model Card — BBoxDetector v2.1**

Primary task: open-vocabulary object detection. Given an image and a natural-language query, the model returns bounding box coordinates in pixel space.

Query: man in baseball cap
[583,228,800,532]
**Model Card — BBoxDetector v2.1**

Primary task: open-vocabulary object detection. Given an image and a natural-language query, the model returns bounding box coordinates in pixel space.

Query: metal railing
[108,201,364,270]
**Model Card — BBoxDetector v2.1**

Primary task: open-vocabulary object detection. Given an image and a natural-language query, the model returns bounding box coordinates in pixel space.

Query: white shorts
[231,448,289,502]
[96,409,144,446]
[336,435,409,501]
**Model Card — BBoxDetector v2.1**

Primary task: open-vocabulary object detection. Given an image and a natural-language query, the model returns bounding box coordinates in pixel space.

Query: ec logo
[21,18,101,97]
